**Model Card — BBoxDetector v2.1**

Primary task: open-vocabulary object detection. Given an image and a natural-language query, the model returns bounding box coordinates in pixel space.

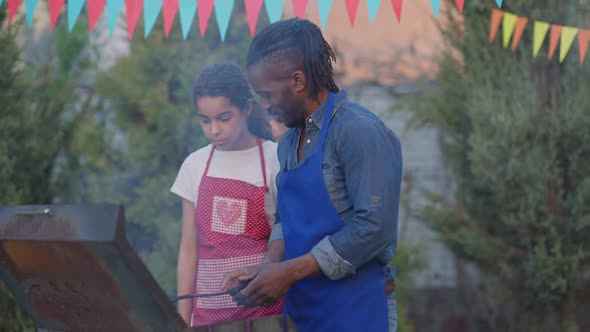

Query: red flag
[488,9,503,43]
[245,0,264,36]
[511,17,528,51]
[455,0,464,14]
[198,0,214,37]
[292,0,308,18]
[579,29,590,64]
[391,0,402,23]
[125,0,143,39]
[163,0,179,37]
[8,0,21,24]
[88,0,107,32]
[345,0,359,27]
[48,0,65,30]
[548,25,562,60]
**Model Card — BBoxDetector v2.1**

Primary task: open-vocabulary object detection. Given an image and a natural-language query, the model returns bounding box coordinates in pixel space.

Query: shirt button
[306,139,311,144]
[308,118,313,123]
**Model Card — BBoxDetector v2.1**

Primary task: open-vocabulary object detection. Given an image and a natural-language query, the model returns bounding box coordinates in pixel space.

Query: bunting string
[489,9,590,64]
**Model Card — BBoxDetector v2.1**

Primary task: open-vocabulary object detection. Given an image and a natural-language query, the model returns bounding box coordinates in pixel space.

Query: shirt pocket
[321,165,349,214]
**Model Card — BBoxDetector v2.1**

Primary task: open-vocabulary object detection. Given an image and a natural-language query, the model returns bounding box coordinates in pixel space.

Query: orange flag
[489,9,504,43]
[579,29,590,64]
[511,17,528,51]
[548,25,562,60]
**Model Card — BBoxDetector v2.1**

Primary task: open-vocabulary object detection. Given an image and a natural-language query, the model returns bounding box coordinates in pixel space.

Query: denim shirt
[270,90,403,280]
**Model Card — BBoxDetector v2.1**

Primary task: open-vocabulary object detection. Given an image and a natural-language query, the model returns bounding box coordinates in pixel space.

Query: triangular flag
[0,0,3,6]
[178,0,196,39]
[345,0,359,26]
[391,0,402,23]
[559,26,578,63]
[26,0,39,27]
[455,0,464,14]
[88,0,106,32]
[367,0,381,24]
[198,0,214,38]
[214,0,233,41]
[579,29,590,64]
[68,0,85,31]
[495,0,502,7]
[48,0,65,30]
[163,0,179,37]
[264,0,284,23]
[317,0,333,29]
[8,0,22,24]
[107,0,124,35]
[430,0,440,18]
[292,0,308,18]
[144,0,162,38]
[502,12,517,48]
[510,17,528,51]
[533,21,550,57]
[245,0,264,36]
[548,25,562,60]
[488,9,503,43]
[124,0,143,39]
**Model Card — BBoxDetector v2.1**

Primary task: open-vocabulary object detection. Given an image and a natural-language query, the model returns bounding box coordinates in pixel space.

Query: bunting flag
[579,30,590,64]
[345,0,359,27]
[48,0,64,30]
[88,0,106,32]
[511,17,527,51]
[124,0,143,39]
[214,0,233,41]
[264,0,284,23]
[533,21,550,57]
[430,0,440,18]
[490,10,589,64]
[178,0,196,39]
[8,0,21,24]
[495,0,502,7]
[198,0,214,37]
[68,0,85,31]
[391,0,402,23]
[0,0,3,7]
[367,0,380,23]
[502,12,517,48]
[144,0,162,38]
[547,25,562,60]
[455,0,464,14]
[245,0,264,36]
[292,0,307,18]
[317,0,333,30]
[488,9,503,42]
[559,26,578,63]
[25,0,38,26]
[163,0,179,38]
[107,0,123,35]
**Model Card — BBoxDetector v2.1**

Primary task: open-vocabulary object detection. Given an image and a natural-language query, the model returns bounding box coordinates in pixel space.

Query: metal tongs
[172,279,250,303]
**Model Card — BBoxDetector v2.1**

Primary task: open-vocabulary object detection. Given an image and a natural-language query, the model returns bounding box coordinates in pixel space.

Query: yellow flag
[503,12,518,48]
[534,21,551,57]
[560,26,579,62]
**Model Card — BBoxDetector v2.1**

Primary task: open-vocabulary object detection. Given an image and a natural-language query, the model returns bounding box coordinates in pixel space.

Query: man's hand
[234,262,295,307]
[233,253,321,307]
[221,264,267,292]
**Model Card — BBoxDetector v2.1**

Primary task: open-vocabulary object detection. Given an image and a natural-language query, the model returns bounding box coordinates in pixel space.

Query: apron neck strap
[203,137,267,189]
[318,92,336,148]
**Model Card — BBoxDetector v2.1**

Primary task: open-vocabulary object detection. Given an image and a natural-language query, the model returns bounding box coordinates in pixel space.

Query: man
[222,18,402,331]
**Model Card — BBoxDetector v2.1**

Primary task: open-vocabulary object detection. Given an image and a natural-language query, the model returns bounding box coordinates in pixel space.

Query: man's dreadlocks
[246,18,339,100]
[193,63,273,141]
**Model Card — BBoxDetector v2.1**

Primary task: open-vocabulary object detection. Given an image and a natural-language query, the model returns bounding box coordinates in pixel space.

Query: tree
[412,0,590,331]
[0,7,101,329]
[91,3,261,295]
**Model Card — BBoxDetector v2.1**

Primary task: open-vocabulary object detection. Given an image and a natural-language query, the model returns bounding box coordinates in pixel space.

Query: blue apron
[278,93,388,332]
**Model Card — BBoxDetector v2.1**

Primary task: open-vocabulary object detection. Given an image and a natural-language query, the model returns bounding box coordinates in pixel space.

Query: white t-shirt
[170,141,279,227]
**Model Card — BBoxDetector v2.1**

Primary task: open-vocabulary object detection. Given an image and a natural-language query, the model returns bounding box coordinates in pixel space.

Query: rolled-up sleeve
[311,117,402,280]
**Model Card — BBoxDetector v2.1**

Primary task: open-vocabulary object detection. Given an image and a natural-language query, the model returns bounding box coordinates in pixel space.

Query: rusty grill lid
[0,204,186,332]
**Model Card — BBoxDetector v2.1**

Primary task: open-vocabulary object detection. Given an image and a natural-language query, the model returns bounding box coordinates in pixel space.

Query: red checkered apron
[191,138,284,327]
